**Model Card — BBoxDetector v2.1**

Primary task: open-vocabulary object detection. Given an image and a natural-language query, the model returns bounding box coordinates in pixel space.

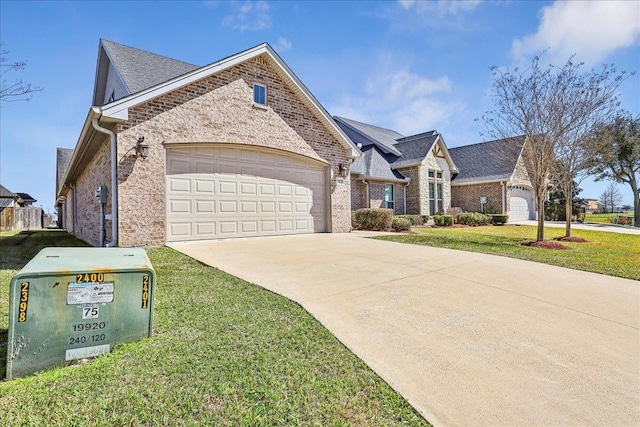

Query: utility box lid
[7,247,154,380]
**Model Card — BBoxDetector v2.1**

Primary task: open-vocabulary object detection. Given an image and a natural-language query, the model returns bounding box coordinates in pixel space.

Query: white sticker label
[82,306,99,319]
[65,344,110,361]
[67,282,114,305]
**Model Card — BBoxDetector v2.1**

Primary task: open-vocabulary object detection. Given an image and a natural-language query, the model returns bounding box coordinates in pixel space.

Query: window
[253,84,267,105]
[384,184,394,210]
[428,169,444,214]
[429,182,435,214]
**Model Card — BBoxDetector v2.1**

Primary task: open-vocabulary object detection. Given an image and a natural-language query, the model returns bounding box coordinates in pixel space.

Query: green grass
[375,225,640,281]
[585,212,635,224]
[0,230,428,426]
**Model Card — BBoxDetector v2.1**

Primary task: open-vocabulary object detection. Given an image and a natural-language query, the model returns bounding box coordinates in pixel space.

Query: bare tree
[599,183,623,214]
[1,42,42,105]
[588,112,640,227]
[481,54,628,241]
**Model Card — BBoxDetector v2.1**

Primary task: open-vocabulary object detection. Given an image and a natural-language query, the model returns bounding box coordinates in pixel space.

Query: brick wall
[397,167,420,214]
[451,182,505,214]
[351,177,367,210]
[73,54,352,246]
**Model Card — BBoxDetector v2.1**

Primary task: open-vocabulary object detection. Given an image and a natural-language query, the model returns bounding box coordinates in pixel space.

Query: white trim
[97,43,360,158]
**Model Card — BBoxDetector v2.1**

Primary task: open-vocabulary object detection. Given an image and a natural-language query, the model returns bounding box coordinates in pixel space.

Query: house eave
[98,43,361,159]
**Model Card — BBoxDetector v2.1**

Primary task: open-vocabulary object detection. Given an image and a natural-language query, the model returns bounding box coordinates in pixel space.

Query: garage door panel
[166,147,327,241]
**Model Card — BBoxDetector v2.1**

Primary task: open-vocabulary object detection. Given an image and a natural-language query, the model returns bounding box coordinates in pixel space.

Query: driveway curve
[169,232,640,426]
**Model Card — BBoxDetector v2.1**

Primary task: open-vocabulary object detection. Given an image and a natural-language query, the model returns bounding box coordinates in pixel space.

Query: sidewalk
[512,220,640,235]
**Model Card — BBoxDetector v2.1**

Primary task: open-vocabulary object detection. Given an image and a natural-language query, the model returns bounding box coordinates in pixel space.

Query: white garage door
[509,188,534,221]
[166,146,327,242]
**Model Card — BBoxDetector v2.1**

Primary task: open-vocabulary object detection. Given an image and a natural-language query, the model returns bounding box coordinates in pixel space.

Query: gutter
[91,118,118,247]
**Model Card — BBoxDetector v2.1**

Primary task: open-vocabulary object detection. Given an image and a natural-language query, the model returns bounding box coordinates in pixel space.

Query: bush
[446,207,462,216]
[391,217,411,231]
[433,214,453,226]
[456,212,491,226]
[489,214,509,225]
[394,215,424,226]
[351,211,359,229]
[353,208,394,231]
[421,215,430,223]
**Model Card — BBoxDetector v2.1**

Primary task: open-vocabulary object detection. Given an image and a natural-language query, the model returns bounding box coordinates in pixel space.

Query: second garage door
[509,187,535,221]
[166,146,327,242]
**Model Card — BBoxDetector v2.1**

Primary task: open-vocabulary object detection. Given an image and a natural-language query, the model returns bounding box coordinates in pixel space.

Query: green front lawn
[584,212,635,224]
[0,230,427,426]
[375,226,640,281]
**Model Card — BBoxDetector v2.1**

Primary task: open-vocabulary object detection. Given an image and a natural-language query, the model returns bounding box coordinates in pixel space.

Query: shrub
[456,212,491,226]
[446,207,462,216]
[433,214,453,226]
[394,215,424,226]
[489,214,509,225]
[421,215,430,223]
[353,208,394,231]
[391,217,411,231]
[351,211,359,229]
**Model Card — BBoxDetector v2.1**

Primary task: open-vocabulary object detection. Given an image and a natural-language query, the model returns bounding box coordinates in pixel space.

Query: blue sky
[1,0,639,212]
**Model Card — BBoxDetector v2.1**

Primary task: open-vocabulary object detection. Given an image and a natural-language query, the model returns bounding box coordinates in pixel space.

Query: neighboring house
[584,198,604,214]
[334,117,459,216]
[56,147,74,229]
[1,184,43,230]
[448,136,537,222]
[56,40,360,247]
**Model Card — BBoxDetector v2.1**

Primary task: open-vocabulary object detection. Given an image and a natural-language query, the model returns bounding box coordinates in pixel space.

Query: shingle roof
[57,148,74,195]
[449,136,526,183]
[101,39,199,95]
[334,116,403,156]
[391,131,439,169]
[16,193,36,203]
[0,184,16,198]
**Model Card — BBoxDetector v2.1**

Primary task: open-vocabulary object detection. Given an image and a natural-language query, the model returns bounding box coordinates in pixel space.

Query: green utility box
[6,247,154,380]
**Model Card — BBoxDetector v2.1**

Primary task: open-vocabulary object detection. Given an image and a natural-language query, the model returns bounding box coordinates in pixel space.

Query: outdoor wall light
[135,136,149,159]
[338,163,348,177]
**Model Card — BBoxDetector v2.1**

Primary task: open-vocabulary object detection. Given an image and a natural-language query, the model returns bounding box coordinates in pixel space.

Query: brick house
[449,136,537,221]
[56,40,360,247]
[334,117,459,216]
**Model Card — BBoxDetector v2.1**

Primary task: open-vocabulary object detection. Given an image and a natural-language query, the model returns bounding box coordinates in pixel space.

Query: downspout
[501,181,506,214]
[404,182,409,214]
[92,118,118,247]
[362,179,369,208]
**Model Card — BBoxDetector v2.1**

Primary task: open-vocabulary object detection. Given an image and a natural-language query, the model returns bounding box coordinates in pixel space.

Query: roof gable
[0,184,16,198]
[94,43,359,157]
[93,39,199,106]
[334,116,403,156]
[449,136,526,183]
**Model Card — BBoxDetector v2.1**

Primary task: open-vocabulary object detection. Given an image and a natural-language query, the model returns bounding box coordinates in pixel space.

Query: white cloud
[330,63,463,135]
[274,37,292,52]
[398,0,482,15]
[511,1,640,66]
[222,1,271,31]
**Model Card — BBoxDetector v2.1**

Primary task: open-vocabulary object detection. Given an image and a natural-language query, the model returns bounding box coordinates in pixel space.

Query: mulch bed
[553,236,588,243]
[521,240,571,250]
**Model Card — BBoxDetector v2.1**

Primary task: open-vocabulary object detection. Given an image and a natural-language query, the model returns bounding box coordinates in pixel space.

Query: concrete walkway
[169,232,640,426]
[513,219,640,235]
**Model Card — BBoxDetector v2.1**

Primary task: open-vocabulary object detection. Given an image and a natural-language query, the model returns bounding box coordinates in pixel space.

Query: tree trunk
[565,198,572,237]
[536,193,545,241]
[633,184,639,228]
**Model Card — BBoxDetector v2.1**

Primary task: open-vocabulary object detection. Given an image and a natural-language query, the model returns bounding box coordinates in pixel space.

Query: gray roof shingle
[101,39,199,95]
[392,131,439,169]
[0,184,16,198]
[57,148,74,195]
[449,136,526,183]
[334,116,403,156]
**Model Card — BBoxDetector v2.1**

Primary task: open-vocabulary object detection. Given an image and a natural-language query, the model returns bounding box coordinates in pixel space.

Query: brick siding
[72,55,352,246]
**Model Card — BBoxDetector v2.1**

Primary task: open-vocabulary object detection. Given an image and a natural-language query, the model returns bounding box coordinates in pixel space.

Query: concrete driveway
[169,232,640,426]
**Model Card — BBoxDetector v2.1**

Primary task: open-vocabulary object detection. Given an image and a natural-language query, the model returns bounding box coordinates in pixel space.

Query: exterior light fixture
[135,137,149,159]
[338,163,348,177]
